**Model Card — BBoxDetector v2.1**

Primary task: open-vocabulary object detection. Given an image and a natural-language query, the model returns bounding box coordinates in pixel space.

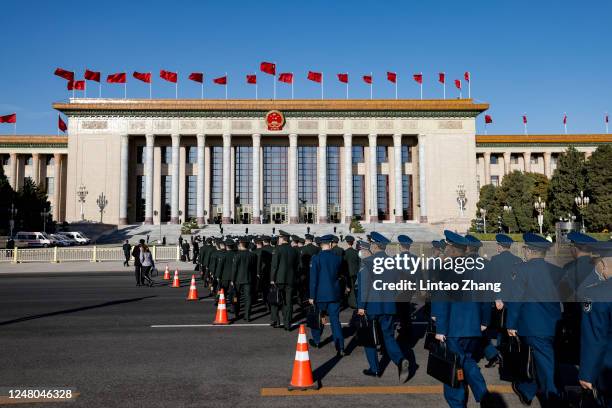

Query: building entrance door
[236,205,252,224]
[300,204,317,223]
[265,204,287,224]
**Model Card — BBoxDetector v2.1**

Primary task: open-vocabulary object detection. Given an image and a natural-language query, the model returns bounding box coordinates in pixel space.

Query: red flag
[413,73,423,84]
[454,79,462,90]
[84,69,100,82]
[260,62,276,75]
[307,71,322,83]
[58,115,67,132]
[563,114,567,125]
[68,80,85,90]
[189,72,203,83]
[160,70,177,83]
[213,76,227,85]
[54,68,74,81]
[363,75,372,84]
[485,114,493,124]
[438,73,445,84]
[337,73,348,83]
[387,72,397,83]
[464,71,470,82]
[522,115,528,124]
[0,113,16,123]
[133,72,151,83]
[278,73,293,83]
[246,74,257,84]
[107,73,126,83]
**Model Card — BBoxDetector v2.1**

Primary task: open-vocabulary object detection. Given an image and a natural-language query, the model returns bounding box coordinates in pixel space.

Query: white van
[58,232,91,245]
[14,232,53,248]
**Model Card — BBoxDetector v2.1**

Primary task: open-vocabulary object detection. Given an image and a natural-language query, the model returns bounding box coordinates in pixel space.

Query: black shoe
[485,355,500,368]
[336,350,345,358]
[511,382,532,406]
[362,369,381,378]
[398,359,410,383]
[308,339,320,349]
[270,322,279,328]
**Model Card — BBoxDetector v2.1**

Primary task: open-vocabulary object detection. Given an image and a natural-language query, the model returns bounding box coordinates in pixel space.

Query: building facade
[1,99,610,231]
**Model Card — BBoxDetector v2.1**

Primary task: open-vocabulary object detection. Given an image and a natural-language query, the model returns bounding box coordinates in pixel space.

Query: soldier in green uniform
[298,234,320,312]
[257,236,274,310]
[270,230,299,330]
[231,237,258,321]
[343,235,360,309]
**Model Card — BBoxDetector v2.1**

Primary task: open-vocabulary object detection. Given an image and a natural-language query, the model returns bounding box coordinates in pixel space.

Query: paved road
[0,271,527,407]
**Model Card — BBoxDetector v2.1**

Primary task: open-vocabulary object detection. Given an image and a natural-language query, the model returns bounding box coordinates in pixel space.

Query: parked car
[58,232,91,245]
[50,234,73,247]
[14,232,53,248]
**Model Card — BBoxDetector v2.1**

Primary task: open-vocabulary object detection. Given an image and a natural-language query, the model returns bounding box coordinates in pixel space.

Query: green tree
[15,178,53,232]
[585,145,612,231]
[0,164,15,234]
[548,146,587,222]
[472,184,501,233]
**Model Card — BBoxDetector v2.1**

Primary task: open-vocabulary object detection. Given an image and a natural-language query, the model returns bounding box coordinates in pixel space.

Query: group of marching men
[194,229,611,408]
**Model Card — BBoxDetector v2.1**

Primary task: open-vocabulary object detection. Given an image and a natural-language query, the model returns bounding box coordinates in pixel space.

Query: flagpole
[370,72,373,100]
[564,112,567,134]
[99,82,101,98]
[225,72,228,100]
[346,81,348,100]
[484,123,487,135]
[255,83,258,100]
[395,79,398,100]
[84,81,87,98]
[150,82,152,99]
[124,82,127,99]
[291,79,294,100]
[468,79,471,99]
[606,112,609,134]
[273,63,276,100]
[443,76,446,100]
[321,75,324,100]
[201,82,204,99]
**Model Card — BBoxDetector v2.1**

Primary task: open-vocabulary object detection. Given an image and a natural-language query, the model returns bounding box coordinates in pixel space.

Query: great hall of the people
[1,99,610,231]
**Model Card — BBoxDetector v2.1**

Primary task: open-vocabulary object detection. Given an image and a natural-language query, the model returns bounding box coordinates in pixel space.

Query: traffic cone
[171,270,180,288]
[213,288,229,325]
[186,275,199,300]
[288,324,318,390]
[163,266,171,280]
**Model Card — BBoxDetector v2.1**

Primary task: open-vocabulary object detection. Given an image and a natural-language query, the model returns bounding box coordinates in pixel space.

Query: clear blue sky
[1,0,611,135]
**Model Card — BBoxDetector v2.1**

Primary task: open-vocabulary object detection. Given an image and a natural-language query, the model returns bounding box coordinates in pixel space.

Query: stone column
[393,134,403,223]
[543,151,552,178]
[119,135,129,225]
[503,152,511,175]
[252,134,262,224]
[222,133,232,224]
[144,134,155,224]
[483,152,491,185]
[196,134,206,225]
[317,134,328,223]
[288,133,299,223]
[53,153,62,222]
[32,153,40,185]
[170,134,180,224]
[9,153,17,190]
[418,134,428,223]
[368,134,378,223]
[343,134,353,223]
[523,151,531,173]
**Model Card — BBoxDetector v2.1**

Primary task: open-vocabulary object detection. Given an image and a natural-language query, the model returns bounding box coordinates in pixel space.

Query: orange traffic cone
[186,275,199,301]
[288,324,318,390]
[163,266,171,280]
[213,288,230,325]
[171,270,180,288]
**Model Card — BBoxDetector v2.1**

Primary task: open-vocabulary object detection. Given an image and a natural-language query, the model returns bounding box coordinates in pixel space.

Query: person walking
[132,239,144,286]
[140,245,155,287]
[122,240,131,267]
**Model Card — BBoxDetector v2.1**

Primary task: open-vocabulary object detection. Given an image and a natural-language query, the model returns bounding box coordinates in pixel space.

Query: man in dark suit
[122,240,131,267]
[344,235,360,309]
[270,230,299,330]
[132,239,144,286]
[231,237,257,321]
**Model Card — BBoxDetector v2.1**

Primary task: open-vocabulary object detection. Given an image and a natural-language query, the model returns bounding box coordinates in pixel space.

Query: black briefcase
[423,320,437,351]
[498,336,536,382]
[555,316,581,365]
[267,285,283,306]
[426,341,464,388]
[489,306,507,331]
[350,311,379,347]
[562,386,604,408]
[306,305,323,331]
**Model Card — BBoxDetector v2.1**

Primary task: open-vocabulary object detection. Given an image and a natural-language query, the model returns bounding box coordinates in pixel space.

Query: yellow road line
[0,393,79,405]
[261,385,512,396]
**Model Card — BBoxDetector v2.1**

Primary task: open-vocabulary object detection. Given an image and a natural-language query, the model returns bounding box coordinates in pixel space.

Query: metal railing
[0,246,182,264]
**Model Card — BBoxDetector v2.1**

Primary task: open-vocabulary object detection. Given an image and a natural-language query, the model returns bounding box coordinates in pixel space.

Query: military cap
[523,233,553,250]
[224,238,235,246]
[271,236,278,245]
[587,241,612,257]
[345,235,355,243]
[238,236,250,244]
[567,231,597,245]
[370,231,390,245]
[261,235,271,242]
[465,234,483,248]
[495,234,514,247]
[278,230,290,237]
[444,230,469,248]
[305,234,314,241]
[397,235,413,245]
[332,235,340,243]
[291,235,300,242]
[215,238,224,245]
[319,234,334,243]
[298,238,305,244]
[432,240,443,249]
[314,237,321,245]
[357,240,370,251]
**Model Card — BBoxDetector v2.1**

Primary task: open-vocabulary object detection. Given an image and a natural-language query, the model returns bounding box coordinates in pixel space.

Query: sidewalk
[0,260,198,275]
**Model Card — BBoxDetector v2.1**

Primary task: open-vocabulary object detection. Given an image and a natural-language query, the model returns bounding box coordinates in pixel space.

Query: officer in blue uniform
[578,242,611,407]
[432,230,491,408]
[506,233,563,406]
[562,231,598,302]
[357,231,411,382]
[308,234,345,356]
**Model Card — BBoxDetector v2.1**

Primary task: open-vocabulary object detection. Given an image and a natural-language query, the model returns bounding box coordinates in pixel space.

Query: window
[377,174,389,220]
[551,155,558,167]
[376,146,388,163]
[1,155,8,166]
[263,146,288,205]
[186,146,197,164]
[511,155,519,164]
[46,156,55,166]
[530,155,538,164]
[135,175,145,222]
[352,146,364,164]
[46,177,55,195]
[401,145,412,163]
[161,175,171,222]
[235,146,253,205]
[136,146,145,164]
[476,175,481,192]
[491,175,500,187]
[327,146,341,206]
[352,175,365,219]
[402,174,413,220]
[161,146,172,164]
[298,146,317,205]
[210,146,223,207]
[490,155,498,164]
[185,175,197,219]
[25,155,33,165]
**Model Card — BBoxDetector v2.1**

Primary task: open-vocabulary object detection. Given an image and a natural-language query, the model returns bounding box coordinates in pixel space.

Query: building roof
[476,134,612,147]
[0,135,68,148]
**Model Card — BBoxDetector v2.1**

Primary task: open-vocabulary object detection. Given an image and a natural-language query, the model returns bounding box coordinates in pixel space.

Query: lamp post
[40,209,51,233]
[574,190,590,233]
[534,196,546,235]
[479,208,487,233]
[456,183,467,217]
[77,184,88,221]
[96,192,108,223]
[9,203,17,237]
[503,204,513,232]
[154,210,161,243]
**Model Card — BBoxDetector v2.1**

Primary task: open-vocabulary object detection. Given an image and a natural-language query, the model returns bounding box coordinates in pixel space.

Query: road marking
[260,385,512,396]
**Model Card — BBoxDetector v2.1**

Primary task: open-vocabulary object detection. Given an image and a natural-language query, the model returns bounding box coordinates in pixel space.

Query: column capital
[368,133,377,145]
[318,133,327,146]
[197,133,205,144]
[145,133,155,144]
[222,133,231,146]
[288,133,298,146]
[343,133,353,146]
[171,133,180,144]
[393,133,402,144]
[252,133,261,146]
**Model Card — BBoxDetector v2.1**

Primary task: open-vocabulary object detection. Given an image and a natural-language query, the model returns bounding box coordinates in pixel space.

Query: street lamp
[8,203,17,237]
[503,205,513,233]
[77,184,88,221]
[574,190,590,233]
[40,209,51,233]
[96,192,108,223]
[479,208,487,233]
[534,196,546,235]
[456,184,467,217]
